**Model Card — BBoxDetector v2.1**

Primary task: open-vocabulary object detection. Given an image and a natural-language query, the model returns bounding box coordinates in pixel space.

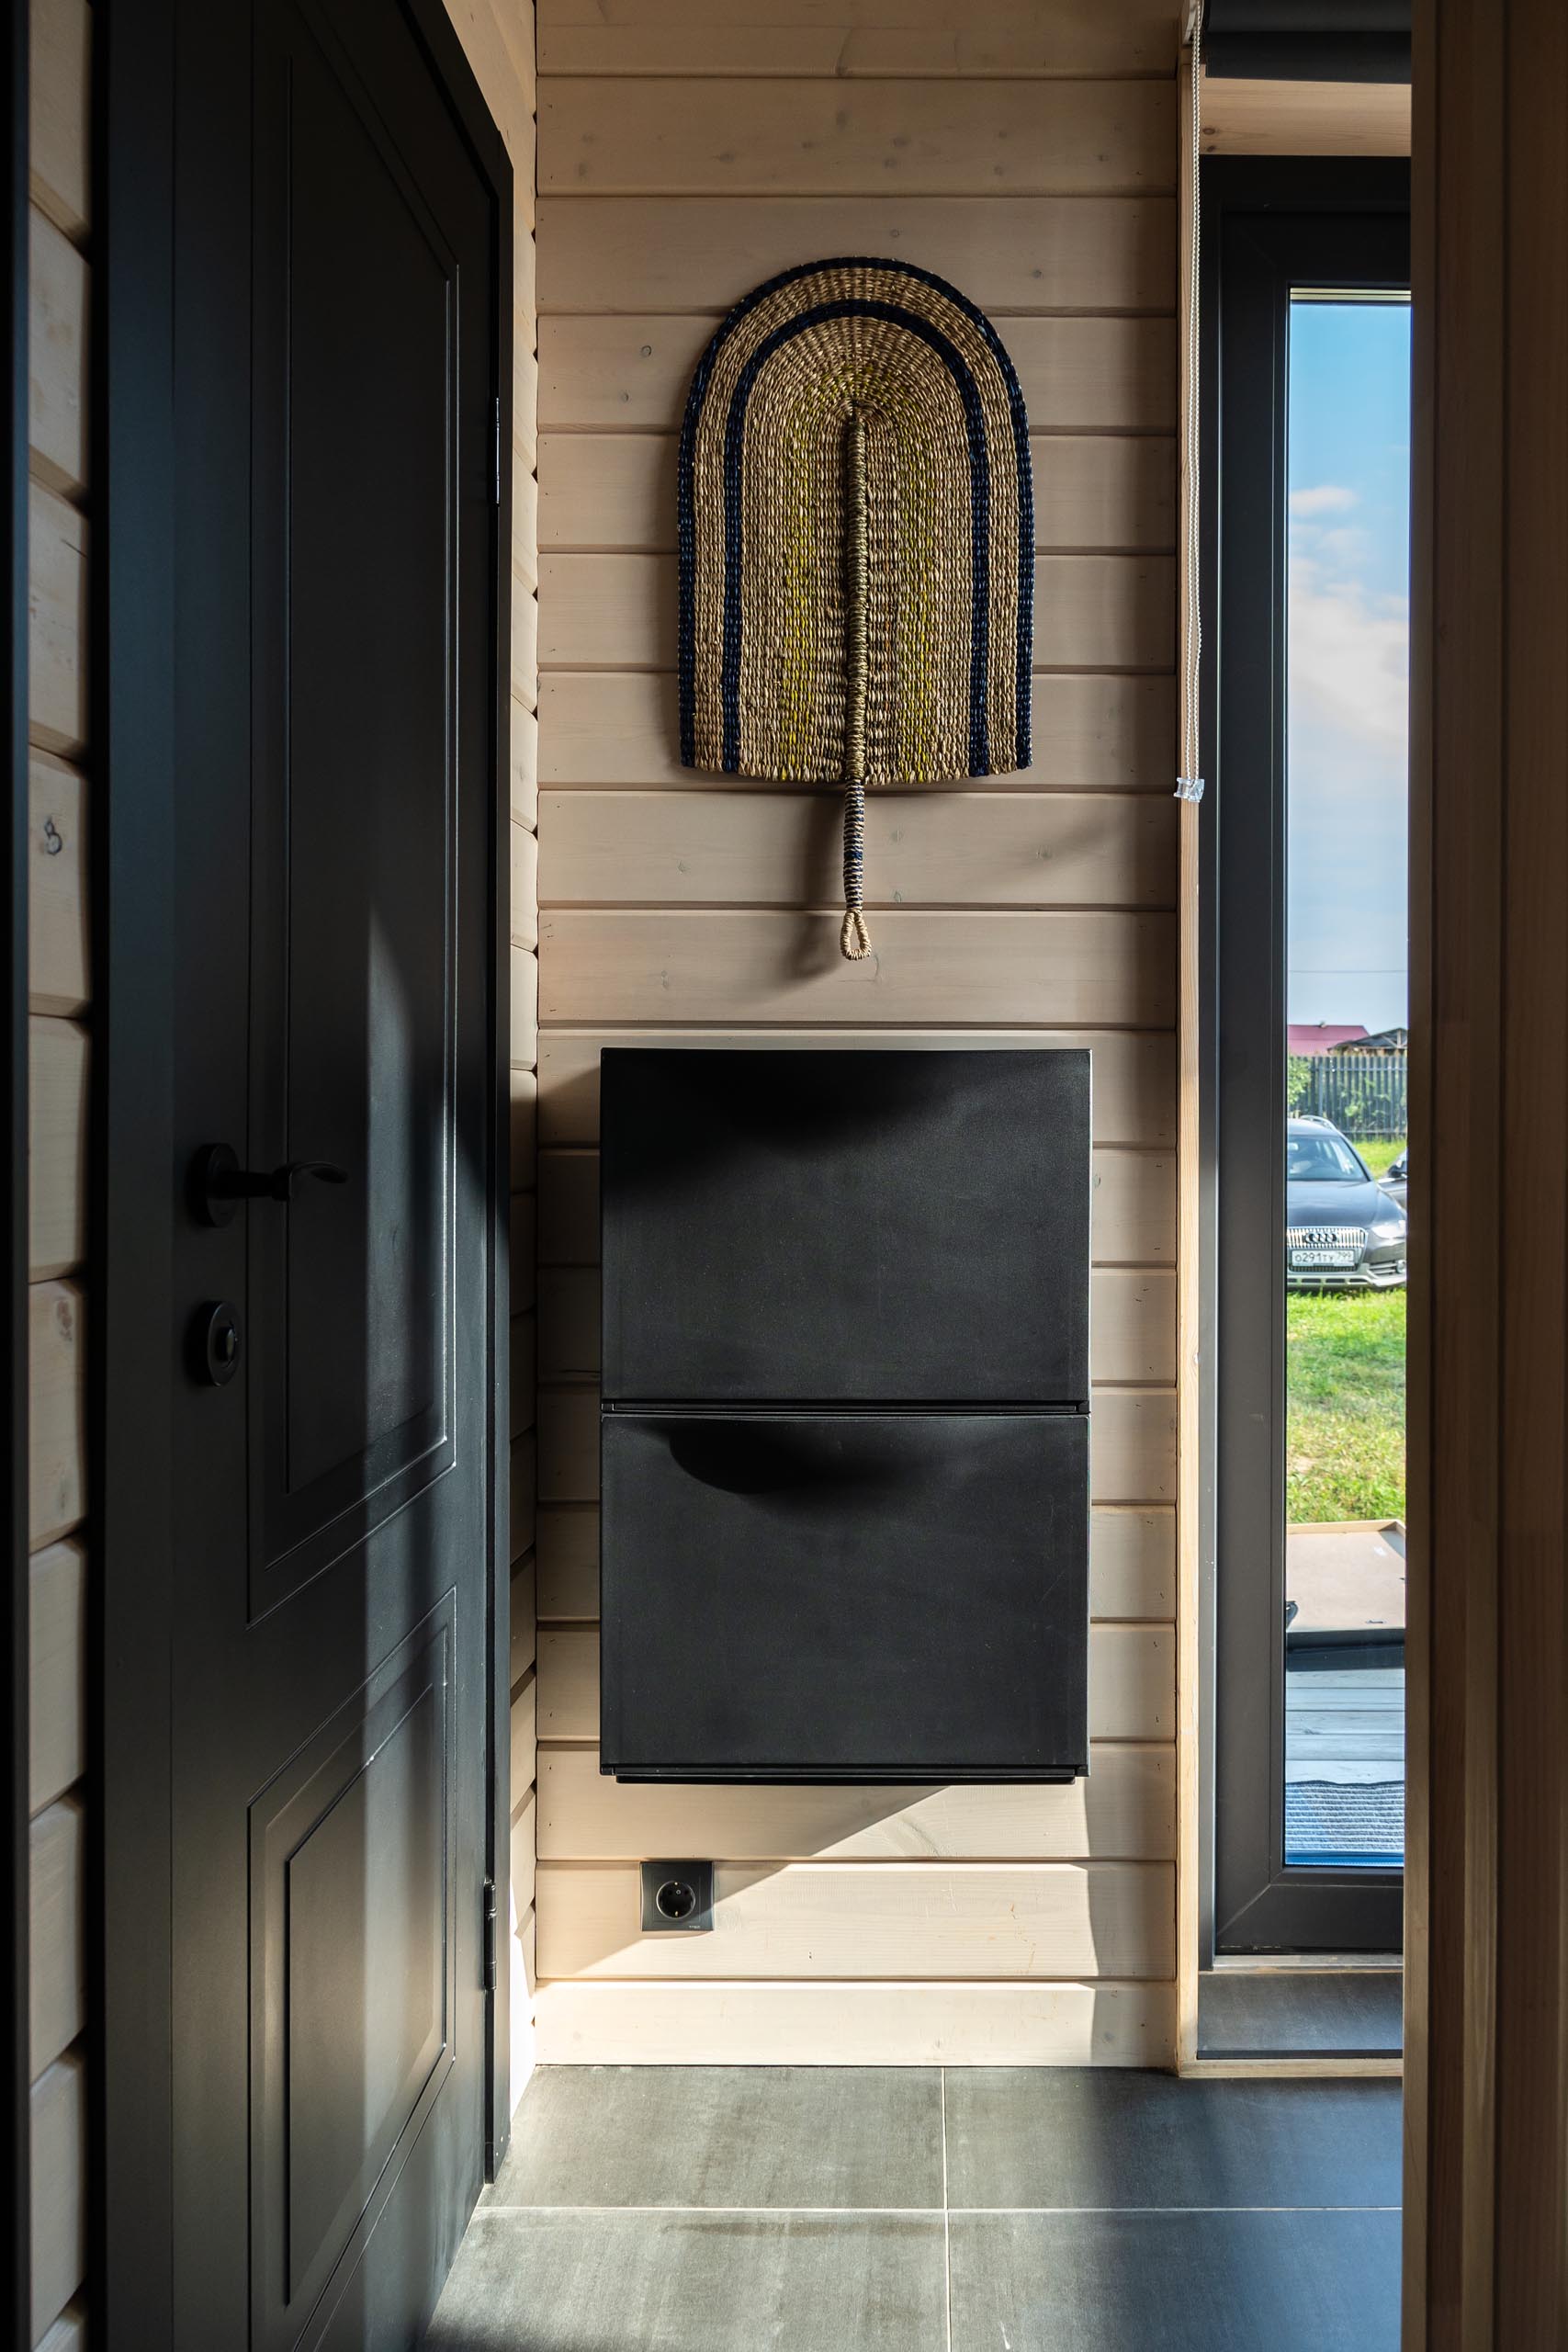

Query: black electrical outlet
[639,1859,714,1934]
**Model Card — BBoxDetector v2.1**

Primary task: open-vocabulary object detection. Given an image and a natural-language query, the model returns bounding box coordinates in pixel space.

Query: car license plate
[1291,1247,1357,1270]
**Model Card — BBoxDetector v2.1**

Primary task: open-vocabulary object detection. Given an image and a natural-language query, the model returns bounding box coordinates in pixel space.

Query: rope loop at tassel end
[840,908,873,960]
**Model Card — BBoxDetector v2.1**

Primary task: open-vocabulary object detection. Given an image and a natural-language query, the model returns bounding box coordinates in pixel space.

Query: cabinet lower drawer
[600,1411,1089,1782]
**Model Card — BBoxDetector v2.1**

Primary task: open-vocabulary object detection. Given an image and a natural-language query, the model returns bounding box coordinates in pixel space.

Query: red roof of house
[1288,1023,1369,1056]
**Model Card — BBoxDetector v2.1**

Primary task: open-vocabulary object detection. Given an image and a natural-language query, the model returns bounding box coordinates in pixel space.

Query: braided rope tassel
[840,405,873,959]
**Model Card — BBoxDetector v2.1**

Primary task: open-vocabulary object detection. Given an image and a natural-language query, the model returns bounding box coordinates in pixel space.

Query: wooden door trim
[92,6,512,2339]
[1405,0,1568,2339]
[4,0,33,2335]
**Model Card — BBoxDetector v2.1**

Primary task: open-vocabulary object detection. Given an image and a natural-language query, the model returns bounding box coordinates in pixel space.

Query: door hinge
[482,1878,498,1993]
[492,396,502,508]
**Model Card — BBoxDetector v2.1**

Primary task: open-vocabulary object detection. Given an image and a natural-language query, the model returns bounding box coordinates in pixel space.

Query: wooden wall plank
[511,942,539,1068]
[538,551,1175,673]
[539,789,1176,910]
[538,1622,1174,1745]
[28,752,88,1016]
[537,0,1177,81]
[28,0,91,243]
[28,1798,84,2077]
[29,1540,85,1815]
[536,1504,598,1617]
[536,1498,1175,1623]
[1091,1389,1177,1502]
[540,76,1173,197]
[510,1190,537,1309]
[28,1281,84,1551]
[537,1143,1175,1267]
[536,1382,1175,1505]
[513,700,539,828]
[536,1857,1175,1981]
[510,1432,536,1566]
[515,471,540,594]
[511,1669,537,1801]
[1093,1149,1177,1263]
[512,1787,537,1920]
[513,571,539,711]
[28,1014,87,1283]
[539,312,1175,434]
[537,1261,1175,1383]
[535,1976,1175,2066]
[536,1390,597,1502]
[511,1068,538,1171]
[511,820,539,950]
[536,1151,596,1262]
[515,341,540,476]
[28,481,88,760]
[539,670,1176,792]
[536,1269,593,1381]
[514,1552,540,1702]
[1089,1505,1176,1620]
[510,1310,537,1439]
[540,429,1175,552]
[537,908,1176,1026]
[536,195,1176,315]
[1201,74,1411,160]
[28,209,87,500]
[537,1026,1177,1146]
[29,2051,85,2345]
[537,1739,1174,1862]
[511,1552,537,1690]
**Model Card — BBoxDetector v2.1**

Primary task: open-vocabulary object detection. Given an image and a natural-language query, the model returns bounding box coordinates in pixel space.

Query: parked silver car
[1286,1116,1408,1289]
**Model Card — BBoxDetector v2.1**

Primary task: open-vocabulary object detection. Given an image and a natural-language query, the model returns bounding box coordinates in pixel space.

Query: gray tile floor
[424,2067,1401,2351]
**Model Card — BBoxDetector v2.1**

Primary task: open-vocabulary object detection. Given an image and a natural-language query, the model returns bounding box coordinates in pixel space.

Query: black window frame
[1203,158,1412,1957]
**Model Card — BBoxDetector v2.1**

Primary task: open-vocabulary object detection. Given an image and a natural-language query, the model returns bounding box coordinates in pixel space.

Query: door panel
[600,1047,1092,1405]
[601,1410,1089,1781]
[166,3,499,2343]
[248,0,459,1610]
[251,1600,455,2349]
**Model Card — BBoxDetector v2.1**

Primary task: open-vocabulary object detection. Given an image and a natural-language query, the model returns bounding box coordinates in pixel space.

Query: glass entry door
[1282,295,1410,1883]
[1210,168,1411,1954]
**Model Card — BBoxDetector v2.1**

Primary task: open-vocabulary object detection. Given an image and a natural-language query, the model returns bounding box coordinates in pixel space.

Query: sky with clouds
[1287,297,1411,1035]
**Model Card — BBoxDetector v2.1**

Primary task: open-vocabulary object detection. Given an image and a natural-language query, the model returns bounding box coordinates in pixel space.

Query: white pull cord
[1176,6,1205,805]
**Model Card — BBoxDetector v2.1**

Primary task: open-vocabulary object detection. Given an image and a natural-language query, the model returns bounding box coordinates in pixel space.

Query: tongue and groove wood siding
[533,0,1180,2067]
[27,0,91,2338]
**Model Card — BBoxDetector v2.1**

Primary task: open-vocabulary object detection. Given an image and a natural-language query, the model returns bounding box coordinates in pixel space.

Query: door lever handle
[192,1143,348,1227]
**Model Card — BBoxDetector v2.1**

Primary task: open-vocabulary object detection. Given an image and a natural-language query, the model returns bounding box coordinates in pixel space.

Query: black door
[164,5,500,2343]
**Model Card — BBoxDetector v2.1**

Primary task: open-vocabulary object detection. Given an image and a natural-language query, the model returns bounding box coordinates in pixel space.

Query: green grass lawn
[1287,1286,1406,1522]
[1354,1136,1404,1179]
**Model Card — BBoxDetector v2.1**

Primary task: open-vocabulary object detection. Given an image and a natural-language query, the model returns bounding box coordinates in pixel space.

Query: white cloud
[1286,549,1411,1030]
[1289,555,1408,759]
[1289,483,1358,517]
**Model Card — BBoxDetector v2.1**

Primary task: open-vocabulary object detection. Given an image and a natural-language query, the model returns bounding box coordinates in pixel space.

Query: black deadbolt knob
[194,1300,243,1387]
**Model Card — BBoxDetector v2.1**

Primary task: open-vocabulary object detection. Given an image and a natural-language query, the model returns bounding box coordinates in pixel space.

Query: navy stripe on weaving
[677,256,1032,775]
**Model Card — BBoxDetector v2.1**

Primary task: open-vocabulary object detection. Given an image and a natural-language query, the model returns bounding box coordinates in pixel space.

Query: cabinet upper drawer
[601,1047,1091,1403]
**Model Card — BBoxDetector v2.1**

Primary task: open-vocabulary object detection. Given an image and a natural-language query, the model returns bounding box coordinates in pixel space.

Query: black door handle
[192,1142,348,1227]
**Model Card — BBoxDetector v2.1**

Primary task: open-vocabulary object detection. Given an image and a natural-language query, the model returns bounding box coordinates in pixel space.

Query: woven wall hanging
[677,255,1033,959]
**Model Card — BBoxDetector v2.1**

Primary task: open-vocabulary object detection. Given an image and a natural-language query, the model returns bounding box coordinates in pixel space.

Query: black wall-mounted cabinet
[599,1049,1091,1784]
